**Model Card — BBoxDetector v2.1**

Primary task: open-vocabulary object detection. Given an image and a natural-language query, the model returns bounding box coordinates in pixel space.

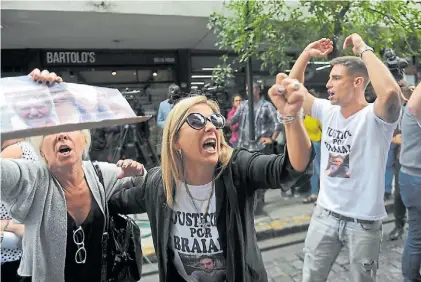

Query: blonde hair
[161,96,233,206]
[28,129,91,164]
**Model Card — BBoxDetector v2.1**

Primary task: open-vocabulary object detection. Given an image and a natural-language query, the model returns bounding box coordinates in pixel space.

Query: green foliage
[208,0,421,81]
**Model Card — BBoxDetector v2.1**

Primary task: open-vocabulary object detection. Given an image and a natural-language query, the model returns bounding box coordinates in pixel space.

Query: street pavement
[262,221,404,282]
[140,221,406,282]
[134,189,394,261]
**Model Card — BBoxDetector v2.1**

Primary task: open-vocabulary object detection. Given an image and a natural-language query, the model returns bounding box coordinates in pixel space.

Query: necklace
[184,180,214,232]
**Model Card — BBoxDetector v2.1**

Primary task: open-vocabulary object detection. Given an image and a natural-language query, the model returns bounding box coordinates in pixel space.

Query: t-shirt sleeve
[369,104,401,139]
[311,98,332,121]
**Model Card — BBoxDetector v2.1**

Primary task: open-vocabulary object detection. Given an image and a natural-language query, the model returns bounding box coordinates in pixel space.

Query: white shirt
[312,98,398,220]
[169,181,227,282]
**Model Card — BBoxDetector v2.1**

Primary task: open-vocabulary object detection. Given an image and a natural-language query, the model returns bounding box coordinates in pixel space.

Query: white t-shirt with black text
[312,98,399,220]
[170,181,227,282]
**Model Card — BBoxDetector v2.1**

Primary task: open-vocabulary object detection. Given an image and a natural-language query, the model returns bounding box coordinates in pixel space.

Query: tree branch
[366,7,401,26]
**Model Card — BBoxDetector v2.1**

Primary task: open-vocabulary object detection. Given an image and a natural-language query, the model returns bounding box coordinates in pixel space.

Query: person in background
[398,81,421,282]
[1,138,38,282]
[302,89,322,204]
[389,83,414,241]
[157,84,178,128]
[227,81,282,215]
[227,94,242,148]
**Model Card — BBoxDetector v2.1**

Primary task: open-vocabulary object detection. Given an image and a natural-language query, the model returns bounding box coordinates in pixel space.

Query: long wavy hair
[161,96,233,206]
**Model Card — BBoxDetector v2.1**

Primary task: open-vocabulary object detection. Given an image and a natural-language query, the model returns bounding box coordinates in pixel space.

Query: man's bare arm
[407,82,421,124]
[289,51,314,116]
[343,34,401,123]
[362,51,401,123]
[289,38,333,116]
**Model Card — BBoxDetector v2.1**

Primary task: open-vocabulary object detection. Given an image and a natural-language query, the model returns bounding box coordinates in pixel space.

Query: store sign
[153,57,176,63]
[43,51,177,66]
[45,51,96,64]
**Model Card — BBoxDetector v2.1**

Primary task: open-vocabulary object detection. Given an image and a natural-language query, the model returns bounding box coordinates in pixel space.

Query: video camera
[168,83,230,116]
[168,84,182,105]
[202,83,230,110]
[384,48,409,81]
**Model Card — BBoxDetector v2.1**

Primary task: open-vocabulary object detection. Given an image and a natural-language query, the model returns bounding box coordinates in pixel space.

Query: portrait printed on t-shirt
[325,153,350,178]
[179,253,226,282]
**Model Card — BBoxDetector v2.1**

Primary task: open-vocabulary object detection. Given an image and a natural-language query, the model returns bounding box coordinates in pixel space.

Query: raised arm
[289,38,333,116]
[268,73,313,171]
[233,146,314,192]
[0,143,23,159]
[0,159,49,221]
[343,34,401,123]
[407,82,421,124]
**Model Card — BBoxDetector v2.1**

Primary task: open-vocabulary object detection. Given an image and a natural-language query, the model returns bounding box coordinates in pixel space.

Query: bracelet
[277,109,305,124]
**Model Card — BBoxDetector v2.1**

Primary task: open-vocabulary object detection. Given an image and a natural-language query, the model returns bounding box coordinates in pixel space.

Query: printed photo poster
[0,76,151,140]
[324,126,352,178]
[0,76,60,132]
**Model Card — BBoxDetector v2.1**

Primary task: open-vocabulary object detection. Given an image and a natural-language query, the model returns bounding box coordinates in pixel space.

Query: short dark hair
[199,255,214,263]
[330,56,370,87]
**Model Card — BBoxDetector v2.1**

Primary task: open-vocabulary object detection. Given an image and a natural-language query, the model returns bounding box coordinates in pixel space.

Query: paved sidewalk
[135,189,394,263]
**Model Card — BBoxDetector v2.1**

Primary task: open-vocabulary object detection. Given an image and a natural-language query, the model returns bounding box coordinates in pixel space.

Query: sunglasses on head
[178,112,225,131]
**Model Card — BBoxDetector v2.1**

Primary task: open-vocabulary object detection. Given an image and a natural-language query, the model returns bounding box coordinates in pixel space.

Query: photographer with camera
[157,84,178,129]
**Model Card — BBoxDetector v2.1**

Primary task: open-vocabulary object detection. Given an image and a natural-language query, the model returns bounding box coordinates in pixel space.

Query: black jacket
[109,146,314,282]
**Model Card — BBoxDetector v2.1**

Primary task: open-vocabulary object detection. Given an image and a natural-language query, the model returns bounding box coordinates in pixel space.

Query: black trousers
[1,259,21,282]
[394,157,406,227]
[254,144,274,213]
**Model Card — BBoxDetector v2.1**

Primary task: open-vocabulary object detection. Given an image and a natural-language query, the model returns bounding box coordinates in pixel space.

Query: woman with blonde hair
[109,73,315,281]
[0,70,146,282]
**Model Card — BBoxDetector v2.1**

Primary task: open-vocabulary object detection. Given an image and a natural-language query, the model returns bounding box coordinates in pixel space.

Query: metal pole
[245,0,256,150]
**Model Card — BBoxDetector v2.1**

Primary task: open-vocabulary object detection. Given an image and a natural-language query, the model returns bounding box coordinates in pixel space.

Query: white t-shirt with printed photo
[170,181,227,282]
[312,98,399,220]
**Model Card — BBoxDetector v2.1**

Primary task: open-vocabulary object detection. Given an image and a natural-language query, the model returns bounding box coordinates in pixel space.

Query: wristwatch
[358,45,374,57]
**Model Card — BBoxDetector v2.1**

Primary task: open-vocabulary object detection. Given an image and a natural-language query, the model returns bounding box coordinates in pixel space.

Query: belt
[323,208,375,224]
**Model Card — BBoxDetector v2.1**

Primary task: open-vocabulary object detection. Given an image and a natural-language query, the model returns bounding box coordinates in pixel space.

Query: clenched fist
[269,73,307,117]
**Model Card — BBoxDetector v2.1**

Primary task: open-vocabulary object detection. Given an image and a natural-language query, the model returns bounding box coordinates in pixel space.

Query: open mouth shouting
[57,144,72,156]
[202,138,217,153]
[328,90,335,100]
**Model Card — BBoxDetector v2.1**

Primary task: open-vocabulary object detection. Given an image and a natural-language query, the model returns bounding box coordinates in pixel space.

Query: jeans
[400,170,421,282]
[303,205,382,282]
[310,141,321,196]
[385,144,398,194]
[394,159,406,227]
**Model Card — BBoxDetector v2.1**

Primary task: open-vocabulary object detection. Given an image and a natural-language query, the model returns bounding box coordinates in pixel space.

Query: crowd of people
[1,33,420,282]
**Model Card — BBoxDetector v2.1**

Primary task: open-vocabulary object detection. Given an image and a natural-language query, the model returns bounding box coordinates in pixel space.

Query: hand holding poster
[0,76,151,140]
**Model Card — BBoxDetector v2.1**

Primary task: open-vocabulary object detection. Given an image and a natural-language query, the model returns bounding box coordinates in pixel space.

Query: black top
[65,191,104,282]
[20,191,105,282]
[109,146,314,282]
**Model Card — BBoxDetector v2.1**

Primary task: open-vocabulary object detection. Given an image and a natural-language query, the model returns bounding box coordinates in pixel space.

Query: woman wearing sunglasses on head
[0,70,146,282]
[109,73,314,282]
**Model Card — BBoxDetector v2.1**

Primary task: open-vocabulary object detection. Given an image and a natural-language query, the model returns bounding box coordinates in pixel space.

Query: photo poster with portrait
[0,76,151,140]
